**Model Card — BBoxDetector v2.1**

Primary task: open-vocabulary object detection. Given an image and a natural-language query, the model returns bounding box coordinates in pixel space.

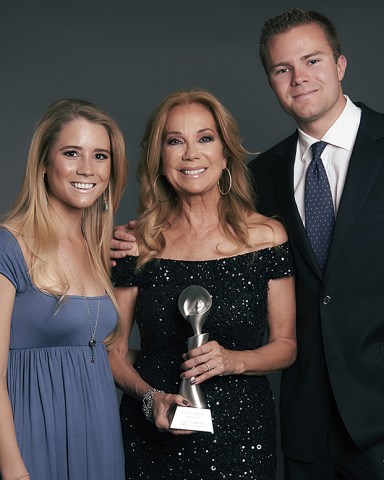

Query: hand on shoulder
[111,221,139,262]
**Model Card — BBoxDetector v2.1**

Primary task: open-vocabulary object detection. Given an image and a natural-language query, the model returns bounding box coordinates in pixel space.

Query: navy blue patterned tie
[305,141,335,272]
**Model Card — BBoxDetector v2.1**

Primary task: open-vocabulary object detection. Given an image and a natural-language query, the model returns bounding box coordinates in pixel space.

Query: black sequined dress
[112,242,294,480]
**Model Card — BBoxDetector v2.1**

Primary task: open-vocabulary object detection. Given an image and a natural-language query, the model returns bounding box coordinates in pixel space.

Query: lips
[180,168,206,175]
[70,182,96,190]
[293,89,318,99]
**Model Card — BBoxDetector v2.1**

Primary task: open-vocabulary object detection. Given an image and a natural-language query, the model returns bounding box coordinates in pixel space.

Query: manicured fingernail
[190,379,196,385]
[182,399,190,406]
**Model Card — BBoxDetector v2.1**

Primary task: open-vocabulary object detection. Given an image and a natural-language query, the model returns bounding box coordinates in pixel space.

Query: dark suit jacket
[248,103,384,461]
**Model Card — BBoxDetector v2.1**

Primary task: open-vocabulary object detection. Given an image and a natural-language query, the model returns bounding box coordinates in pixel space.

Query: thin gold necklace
[58,229,100,363]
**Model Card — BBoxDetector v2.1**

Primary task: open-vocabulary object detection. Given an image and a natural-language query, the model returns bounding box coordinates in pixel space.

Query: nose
[76,156,94,176]
[291,66,308,86]
[182,142,200,161]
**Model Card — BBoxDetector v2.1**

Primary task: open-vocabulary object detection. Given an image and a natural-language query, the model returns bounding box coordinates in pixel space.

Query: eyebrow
[59,145,82,151]
[270,50,326,69]
[59,145,111,153]
[301,50,326,60]
[165,128,215,135]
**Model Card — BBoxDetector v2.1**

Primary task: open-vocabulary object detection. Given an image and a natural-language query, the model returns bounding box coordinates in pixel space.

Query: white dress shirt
[294,96,362,225]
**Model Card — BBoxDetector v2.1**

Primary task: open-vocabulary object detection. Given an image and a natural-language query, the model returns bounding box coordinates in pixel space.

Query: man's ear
[336,55,347,82]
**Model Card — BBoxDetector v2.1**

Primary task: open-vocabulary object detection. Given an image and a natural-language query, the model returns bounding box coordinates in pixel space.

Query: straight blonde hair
[2,99,128,317]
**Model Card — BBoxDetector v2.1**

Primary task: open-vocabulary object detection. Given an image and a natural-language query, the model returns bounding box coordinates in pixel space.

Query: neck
[173,195,221,230]
[51,211,84,242]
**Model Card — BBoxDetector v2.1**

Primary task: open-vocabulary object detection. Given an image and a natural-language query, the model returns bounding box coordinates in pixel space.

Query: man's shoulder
[248,131,297,172]
[356,102,384,118]
[356,102,384,138]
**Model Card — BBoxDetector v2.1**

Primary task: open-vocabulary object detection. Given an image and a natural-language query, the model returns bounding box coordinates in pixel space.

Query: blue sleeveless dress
[0,229,124,479]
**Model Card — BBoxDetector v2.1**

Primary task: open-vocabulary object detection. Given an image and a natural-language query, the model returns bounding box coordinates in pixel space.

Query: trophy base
[170,406,214,433]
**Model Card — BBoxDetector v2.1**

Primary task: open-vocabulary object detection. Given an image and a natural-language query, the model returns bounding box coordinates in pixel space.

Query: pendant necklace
[59,229,100,363]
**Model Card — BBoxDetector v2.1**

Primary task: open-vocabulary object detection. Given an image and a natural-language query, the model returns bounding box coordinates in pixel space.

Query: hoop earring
[218,167,232,195]
[153,175,172,202]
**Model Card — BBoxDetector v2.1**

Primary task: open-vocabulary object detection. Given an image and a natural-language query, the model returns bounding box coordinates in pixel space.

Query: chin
[70,197,99,210]
[293,107,323,123]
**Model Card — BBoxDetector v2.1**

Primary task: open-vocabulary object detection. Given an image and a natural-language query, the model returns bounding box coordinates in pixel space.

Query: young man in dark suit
[249,8,384,479]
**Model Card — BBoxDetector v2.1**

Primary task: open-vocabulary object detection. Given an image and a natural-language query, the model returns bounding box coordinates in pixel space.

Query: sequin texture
[112,242,294,480]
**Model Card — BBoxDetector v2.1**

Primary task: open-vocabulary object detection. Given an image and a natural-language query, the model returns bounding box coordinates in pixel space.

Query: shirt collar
[297,96,361,162]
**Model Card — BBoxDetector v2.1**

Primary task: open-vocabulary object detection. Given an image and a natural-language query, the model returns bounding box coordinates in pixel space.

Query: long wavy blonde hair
[2,98,128,308]
[135,89,256,269]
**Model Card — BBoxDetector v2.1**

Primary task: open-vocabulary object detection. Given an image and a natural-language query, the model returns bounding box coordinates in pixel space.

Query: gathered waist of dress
[9,342,106,352]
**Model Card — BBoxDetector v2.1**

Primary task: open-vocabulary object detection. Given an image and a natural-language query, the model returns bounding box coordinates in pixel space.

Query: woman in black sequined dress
[109,90,296,480]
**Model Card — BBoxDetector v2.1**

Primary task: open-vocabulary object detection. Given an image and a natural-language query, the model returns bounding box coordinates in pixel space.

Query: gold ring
[205,362,211,372]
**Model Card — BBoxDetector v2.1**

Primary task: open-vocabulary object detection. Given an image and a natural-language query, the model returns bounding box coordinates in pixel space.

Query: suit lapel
[266,105,384,280]
[325,126,384,277]
[269,134,323,277]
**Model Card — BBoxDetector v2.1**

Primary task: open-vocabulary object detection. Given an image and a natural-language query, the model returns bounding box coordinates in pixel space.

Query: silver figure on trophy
[170,285,214,432]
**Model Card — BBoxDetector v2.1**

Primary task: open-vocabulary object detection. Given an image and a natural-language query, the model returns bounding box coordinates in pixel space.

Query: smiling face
[44,118,111,215]
[265,23,347,137]
[161,103,227,199]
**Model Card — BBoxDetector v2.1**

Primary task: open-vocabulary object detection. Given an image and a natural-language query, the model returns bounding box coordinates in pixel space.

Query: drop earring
[103,192,109,212]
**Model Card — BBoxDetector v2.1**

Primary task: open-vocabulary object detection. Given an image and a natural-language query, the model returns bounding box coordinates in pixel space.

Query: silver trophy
[170,285,214,432]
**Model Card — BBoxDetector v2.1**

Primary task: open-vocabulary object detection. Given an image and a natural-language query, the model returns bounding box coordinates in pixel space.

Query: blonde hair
[136,89,256,269]
[2,98,128,312]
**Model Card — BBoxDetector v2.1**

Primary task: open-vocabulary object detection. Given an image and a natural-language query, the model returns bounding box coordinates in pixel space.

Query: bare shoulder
[247,213,288,250]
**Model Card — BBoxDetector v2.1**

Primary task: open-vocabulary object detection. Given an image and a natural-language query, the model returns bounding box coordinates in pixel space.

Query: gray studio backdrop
[2,1,383,477]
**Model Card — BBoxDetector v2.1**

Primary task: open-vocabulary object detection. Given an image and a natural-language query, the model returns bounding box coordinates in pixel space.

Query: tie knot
[311,141,327,160]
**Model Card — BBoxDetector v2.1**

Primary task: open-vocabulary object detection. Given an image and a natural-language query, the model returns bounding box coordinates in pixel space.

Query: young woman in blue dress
[0,99,127,480]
